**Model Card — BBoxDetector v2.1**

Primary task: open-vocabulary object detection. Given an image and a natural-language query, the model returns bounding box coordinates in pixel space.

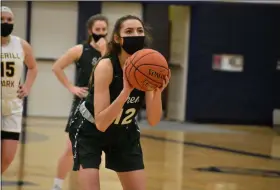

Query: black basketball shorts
[69,112,144,172]
[65,98,83,133]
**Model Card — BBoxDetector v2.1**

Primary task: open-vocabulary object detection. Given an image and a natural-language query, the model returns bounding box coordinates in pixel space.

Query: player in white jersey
[1,6,38,173]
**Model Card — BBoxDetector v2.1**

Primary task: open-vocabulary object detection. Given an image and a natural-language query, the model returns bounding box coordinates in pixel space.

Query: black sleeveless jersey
[75,43,101,88]
[84,54,145,132]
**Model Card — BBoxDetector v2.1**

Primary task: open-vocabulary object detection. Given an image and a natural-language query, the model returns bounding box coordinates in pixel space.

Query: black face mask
[1,23,14,37]
[121,36,145,55]
[92,33,107,42]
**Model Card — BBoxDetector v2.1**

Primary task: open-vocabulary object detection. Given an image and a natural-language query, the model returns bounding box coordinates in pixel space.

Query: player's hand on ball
[156,70,171,93]
[123,65,134,94]
[17,85,29,99]
[70,86,88,98]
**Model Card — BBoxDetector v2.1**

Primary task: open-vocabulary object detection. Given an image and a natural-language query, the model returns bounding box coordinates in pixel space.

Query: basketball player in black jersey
[51,14,108,190]
[69,15,170,190]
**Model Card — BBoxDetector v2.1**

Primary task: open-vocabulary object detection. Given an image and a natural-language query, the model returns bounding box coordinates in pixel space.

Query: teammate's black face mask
[121,36,145,55]
[92,33,107,42]
[1,23,14,37]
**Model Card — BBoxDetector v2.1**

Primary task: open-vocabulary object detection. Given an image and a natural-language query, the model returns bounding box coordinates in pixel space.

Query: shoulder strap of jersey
[109,54,122,79]
[89,54,120,88]
[87,54,110,89]
[9,35,25,57]
[76,43,91,64]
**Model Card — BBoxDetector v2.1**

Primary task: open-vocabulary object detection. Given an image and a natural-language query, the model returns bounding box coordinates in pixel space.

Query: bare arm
[21,39,38,91]
[145,91,162,126]
[94,59,131,132]
[52,45,83,90]
[145,74,171,126]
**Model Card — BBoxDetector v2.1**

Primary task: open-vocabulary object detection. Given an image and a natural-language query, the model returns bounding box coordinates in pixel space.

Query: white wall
[27,2,78,117]
[30,2,78,59]
[273,109,280,125]
[27,61,75,117]
[101,2,143,40]
[167,6,191,121]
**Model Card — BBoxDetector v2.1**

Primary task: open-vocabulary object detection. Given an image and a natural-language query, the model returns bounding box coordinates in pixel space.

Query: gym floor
[2,117,280,190]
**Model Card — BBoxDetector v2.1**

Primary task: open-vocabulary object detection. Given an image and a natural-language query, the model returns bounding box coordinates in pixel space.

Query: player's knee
[65,145,73,156]
[1,140,17,166]
[2,151,15,166]
[65,140,73,156]
[78,167,100,190]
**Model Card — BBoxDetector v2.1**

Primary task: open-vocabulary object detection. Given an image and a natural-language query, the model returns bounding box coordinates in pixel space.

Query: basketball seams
[133,67,145,91]
[127,50,159,90]
[125,50,140,86]
[136,64,169,70]
[126,50,143,85]
[134,64,168,85]
[131,51,158,66]
[136,64,169,78]
[130,63,163,85]
[126,49,169,91]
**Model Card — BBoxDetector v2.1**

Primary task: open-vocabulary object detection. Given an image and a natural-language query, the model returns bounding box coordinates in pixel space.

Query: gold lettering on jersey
[1,61,15,77]
[1,52,21,60]
[1,80,15,87]
[126,96,140,104]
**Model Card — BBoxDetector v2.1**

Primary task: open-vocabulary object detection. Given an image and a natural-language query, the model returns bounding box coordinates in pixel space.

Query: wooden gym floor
[2,117,280,190]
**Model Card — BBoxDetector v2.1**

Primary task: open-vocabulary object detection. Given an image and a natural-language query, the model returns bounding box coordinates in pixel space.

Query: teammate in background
[69,15,170,190]
[1,6,38,173]
[51,14,108,190]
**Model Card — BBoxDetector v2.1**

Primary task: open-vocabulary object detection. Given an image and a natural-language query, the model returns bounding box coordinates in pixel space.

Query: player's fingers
[80,89,87,94]
[17,93,24,99]
[165,76,169,85]
[79,90,87,97]
[74,91,82,97]
[17,89,23,94]
[161,78,166,88]
[76,93,83,98]
[81,87,88,90]
[169,69,172,78]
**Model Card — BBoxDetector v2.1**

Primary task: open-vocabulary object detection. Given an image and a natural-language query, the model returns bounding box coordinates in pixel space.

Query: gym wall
[3,1,278,126]
[2,1,143,118]
[186,3,280,125]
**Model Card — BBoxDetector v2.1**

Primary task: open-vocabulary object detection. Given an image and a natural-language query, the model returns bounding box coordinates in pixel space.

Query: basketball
[125,49,170,91]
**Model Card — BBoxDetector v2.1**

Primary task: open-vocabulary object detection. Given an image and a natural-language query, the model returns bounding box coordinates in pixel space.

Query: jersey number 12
[114,108,136,125]
[1,61,15,77]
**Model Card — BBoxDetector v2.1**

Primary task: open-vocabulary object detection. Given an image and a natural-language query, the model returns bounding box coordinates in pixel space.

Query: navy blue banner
[77,1,102,44]
[186,3,280,125]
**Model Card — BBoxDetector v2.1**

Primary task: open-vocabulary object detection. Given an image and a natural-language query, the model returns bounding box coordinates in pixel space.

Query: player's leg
[70,116,102,190]
[117,170,146,190]
[52,136,73,190]
[1,114,22,174]
[73,135,101,190]
[106,138,146,190]
[1,137,18,173]
[78,167,100,190]
[52,99,81,190]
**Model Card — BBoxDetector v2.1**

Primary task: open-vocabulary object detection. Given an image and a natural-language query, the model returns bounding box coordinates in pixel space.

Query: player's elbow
[52,63,62,74]
[147,119,159,127]
[146,111,161,127]
[95,118,107,132]
[95,124,106,132]
[52,65,59,73]
[29,65,38,74]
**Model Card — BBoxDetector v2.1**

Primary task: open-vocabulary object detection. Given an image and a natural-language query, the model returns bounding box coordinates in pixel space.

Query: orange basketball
[125,49,170,91]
